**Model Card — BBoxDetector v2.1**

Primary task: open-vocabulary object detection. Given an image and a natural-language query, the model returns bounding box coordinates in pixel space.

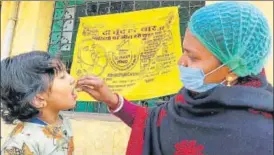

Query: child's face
[45,71,77,111]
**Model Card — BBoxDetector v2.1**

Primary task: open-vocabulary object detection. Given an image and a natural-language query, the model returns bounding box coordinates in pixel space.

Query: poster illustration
[71,7,183,101]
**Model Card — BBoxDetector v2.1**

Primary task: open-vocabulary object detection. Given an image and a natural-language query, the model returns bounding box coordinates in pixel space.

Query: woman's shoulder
[266,83,273,93]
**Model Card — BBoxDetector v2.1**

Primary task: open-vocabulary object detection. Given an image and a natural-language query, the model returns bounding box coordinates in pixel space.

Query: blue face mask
[179,65,225,93]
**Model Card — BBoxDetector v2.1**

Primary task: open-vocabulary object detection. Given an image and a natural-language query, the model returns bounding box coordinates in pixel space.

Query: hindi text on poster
[71,7,183,101]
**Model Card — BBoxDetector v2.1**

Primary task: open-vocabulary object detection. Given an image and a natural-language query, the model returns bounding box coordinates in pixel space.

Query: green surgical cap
[188,2,272,77]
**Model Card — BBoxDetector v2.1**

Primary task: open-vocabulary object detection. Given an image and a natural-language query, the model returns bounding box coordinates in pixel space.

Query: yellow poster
[71,7,183,101]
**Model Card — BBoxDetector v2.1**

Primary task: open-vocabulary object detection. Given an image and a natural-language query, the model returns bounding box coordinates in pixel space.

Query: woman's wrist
[107,94,124,113]
[105,93,120,110]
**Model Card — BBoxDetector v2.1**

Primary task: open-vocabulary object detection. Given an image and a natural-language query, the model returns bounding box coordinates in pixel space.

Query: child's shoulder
[8,122,43,138]
[1,122,41,154]
[1,139,36,155]
[6,122,46,141]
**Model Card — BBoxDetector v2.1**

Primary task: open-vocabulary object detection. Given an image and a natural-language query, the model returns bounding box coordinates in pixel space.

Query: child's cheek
[52,82,71,96]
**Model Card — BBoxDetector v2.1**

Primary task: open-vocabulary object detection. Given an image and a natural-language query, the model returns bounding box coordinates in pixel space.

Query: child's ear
[32,94,47,109]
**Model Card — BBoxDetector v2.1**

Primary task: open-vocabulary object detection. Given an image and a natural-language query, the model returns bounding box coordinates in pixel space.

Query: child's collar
[27,117,47,126]
[27,115,63,126]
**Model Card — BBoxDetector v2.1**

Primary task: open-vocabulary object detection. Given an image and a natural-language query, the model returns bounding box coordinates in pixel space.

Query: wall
[1,1,273,155]
[1,1,12,45]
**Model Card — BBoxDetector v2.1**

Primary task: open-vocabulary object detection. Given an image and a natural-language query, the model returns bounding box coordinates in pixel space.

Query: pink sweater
[112,99,142,127]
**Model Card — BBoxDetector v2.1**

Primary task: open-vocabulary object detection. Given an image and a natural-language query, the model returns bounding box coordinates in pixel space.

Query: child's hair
[1,51,65,124]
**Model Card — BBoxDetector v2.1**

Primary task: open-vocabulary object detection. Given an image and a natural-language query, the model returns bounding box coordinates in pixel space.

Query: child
[1,51,77,155]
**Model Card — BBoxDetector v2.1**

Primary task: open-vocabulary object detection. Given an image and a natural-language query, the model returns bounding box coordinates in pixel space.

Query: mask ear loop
[220,79,226,85]
[204,60,239,86]
[205,63,226,77]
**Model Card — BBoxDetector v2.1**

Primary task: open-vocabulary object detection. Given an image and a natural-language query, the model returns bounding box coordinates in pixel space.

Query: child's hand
[76,75,119,109]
